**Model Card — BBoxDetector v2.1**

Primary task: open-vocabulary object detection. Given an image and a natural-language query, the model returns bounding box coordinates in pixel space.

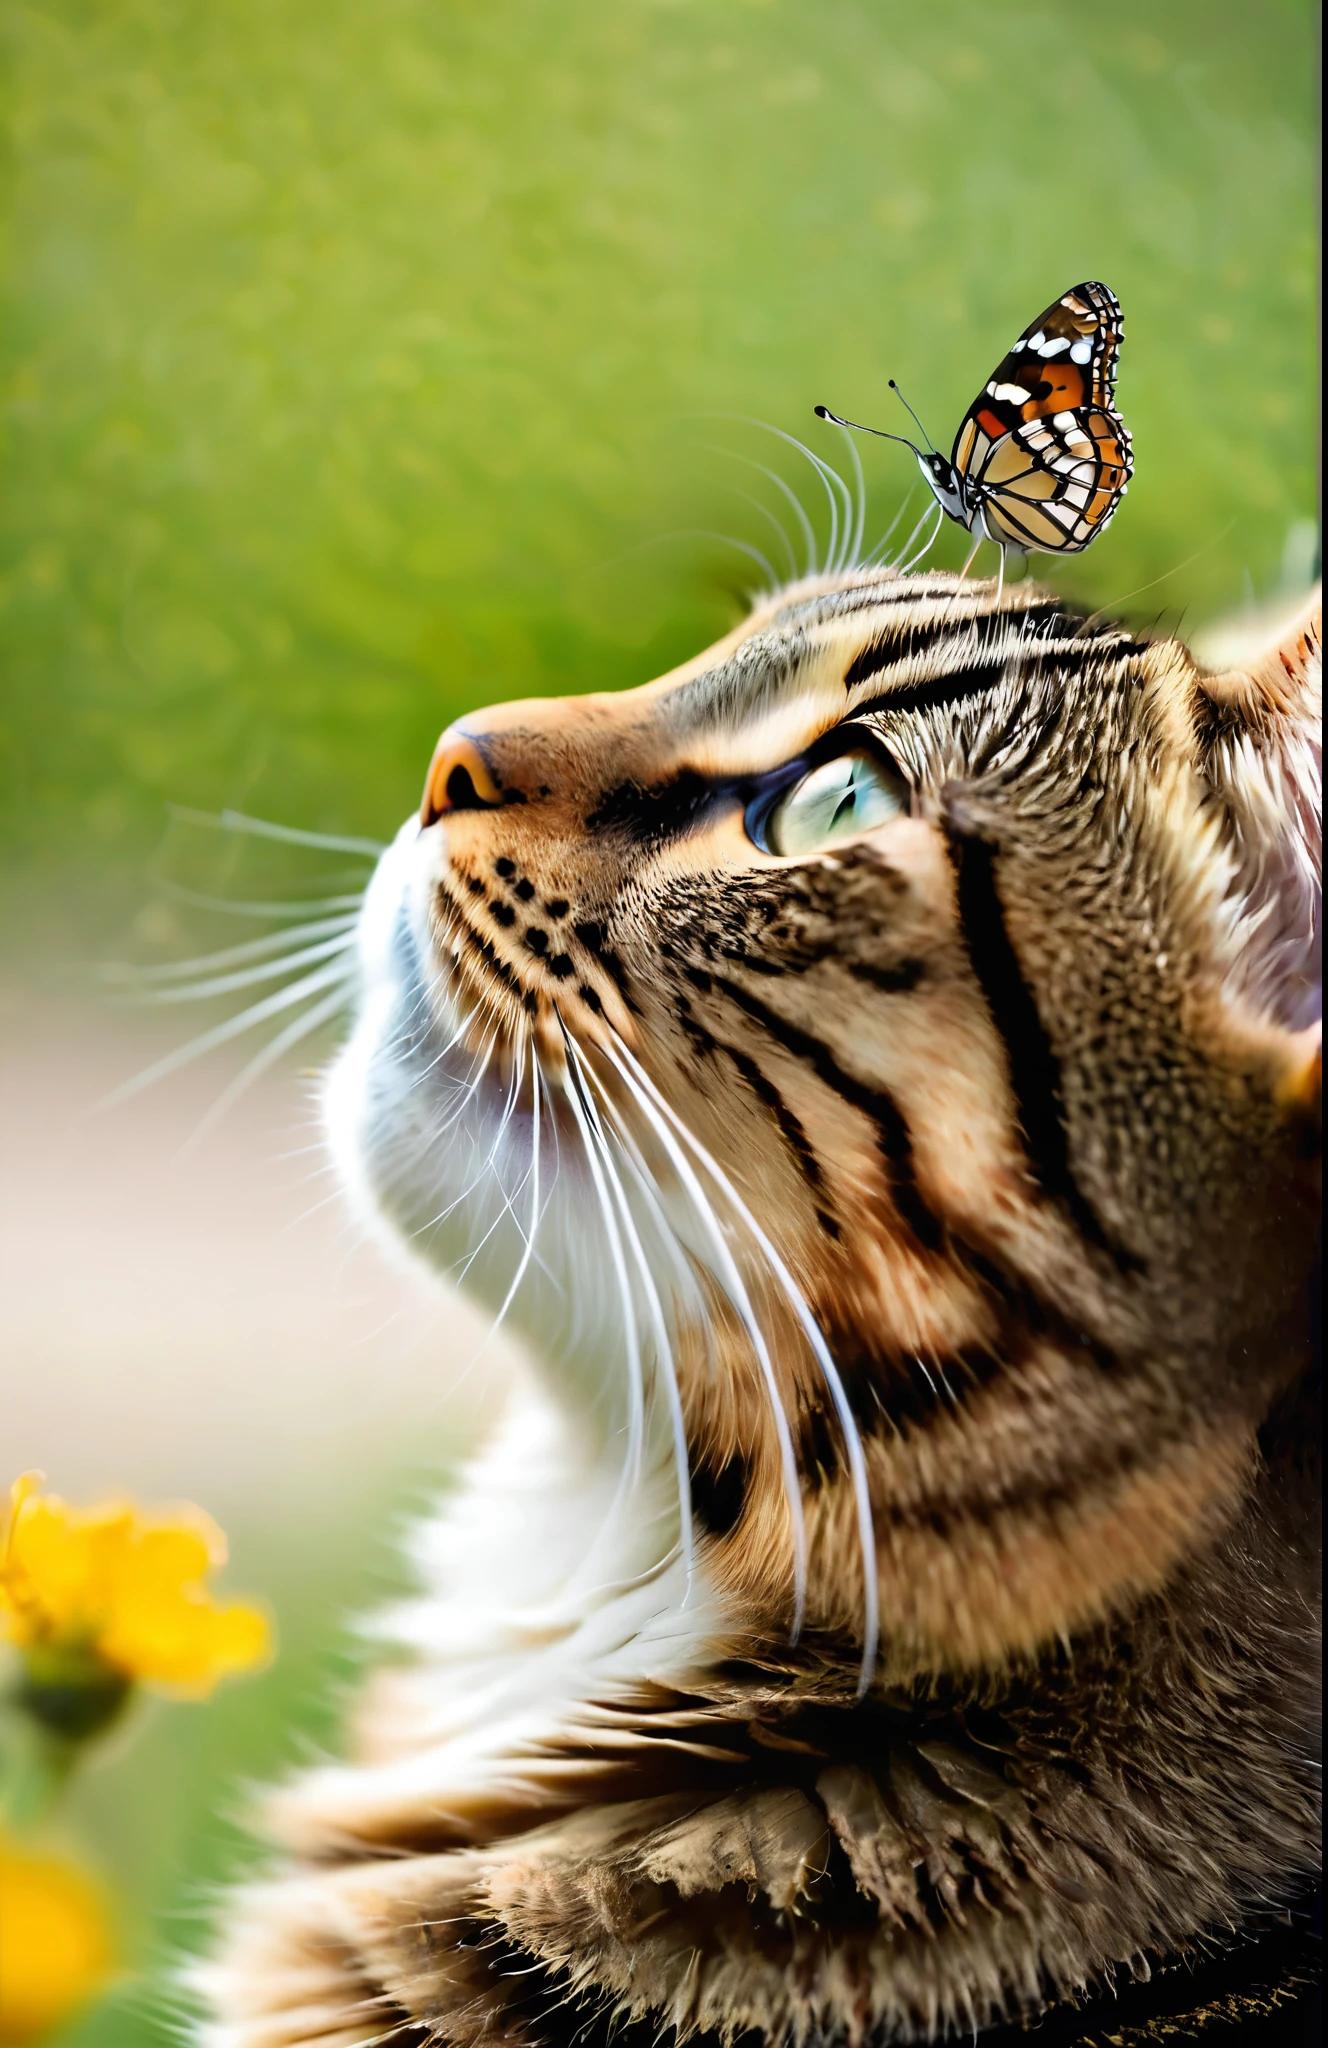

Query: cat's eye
[759,749,909,856]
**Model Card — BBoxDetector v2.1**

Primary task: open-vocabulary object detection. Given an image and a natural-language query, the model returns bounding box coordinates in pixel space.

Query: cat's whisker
[585,1068,710,1334]
[796,435,856,573]
[726,418,848,577]
[475,1039,545,1355]
[474,1033,537,1249]
[100,956,358,1109]
[711,449,819,580]
[450,1149,537,1285]
[412,1029,515,1231]
[609,1032,879,1695]
[678,528,779,595]
[862,485,917,569]
[149,881,370,919]
[793,438,854,572]
[626,523,782,596]
[105,913,360,985]
[382,971,471,1078]
[557,1015,647,1487]
[433,1101,523,1244]
[831,418,867,570]
[124,930,359,1006]
[165,803,387,859]
[180,984,353,1151]
[437,1007,505,1098]
[599,1037,807,1640]
[569,1038,696,1601]
[895,502,946,576]
[715,481,800,585]
[800,444,847,573]
[883,500,936,573]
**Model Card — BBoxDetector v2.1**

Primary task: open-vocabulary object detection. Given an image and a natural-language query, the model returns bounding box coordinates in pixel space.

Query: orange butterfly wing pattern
[952,281,1133,553]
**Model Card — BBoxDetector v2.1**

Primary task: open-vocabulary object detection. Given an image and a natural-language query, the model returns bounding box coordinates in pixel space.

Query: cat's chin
[321,815,623,1409]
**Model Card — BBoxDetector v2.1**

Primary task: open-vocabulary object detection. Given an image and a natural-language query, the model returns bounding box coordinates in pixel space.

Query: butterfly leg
[959,532,983,581]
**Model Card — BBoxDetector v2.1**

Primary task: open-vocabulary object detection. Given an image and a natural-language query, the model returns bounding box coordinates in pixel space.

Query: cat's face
[327,567,1320,1686]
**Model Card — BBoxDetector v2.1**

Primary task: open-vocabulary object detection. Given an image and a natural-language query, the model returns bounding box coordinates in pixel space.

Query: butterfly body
[819,281,1134,558]
[912,447,971,529]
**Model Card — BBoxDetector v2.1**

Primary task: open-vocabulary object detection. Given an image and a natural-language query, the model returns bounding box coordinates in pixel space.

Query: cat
[200,562,1320,2046]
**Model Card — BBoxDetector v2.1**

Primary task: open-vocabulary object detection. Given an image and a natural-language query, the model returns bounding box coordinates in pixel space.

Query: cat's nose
[420,729,504,826]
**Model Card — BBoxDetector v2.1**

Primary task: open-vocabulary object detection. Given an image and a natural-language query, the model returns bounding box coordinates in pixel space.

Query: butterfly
[816,281,1133,559]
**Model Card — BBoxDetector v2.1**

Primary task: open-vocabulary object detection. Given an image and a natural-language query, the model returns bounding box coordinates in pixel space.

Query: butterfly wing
[951,282,1133,554]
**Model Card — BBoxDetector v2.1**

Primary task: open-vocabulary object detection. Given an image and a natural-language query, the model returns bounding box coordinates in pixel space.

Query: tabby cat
[202,562,1321,2046]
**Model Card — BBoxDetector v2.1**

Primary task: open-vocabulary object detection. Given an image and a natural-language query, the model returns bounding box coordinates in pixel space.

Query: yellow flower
[0,1831,113,2044]
[1,1475,270,1701]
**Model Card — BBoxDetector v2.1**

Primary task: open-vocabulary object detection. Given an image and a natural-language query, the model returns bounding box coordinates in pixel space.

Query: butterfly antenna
[887,380,939,456]
[813,405,923,459]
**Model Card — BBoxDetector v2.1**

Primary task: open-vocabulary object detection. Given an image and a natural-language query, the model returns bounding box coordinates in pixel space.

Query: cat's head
[326,567,1320,1686]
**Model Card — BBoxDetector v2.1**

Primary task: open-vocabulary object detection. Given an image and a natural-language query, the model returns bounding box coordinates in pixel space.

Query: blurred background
[0,1,1317,2039]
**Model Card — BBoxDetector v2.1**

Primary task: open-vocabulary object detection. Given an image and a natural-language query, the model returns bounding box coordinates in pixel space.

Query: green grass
[0,2,1317,2039]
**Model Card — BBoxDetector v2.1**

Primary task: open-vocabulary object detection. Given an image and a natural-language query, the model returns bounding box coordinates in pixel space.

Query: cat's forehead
[643,568,1139,750]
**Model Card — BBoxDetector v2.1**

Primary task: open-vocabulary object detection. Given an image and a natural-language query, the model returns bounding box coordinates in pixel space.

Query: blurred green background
[2,0,1318,917]
[0,1,1317,2040]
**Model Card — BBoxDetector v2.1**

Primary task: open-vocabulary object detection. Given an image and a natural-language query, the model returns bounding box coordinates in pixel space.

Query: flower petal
[0,1833,113,2044]
[2,1477,270,1697]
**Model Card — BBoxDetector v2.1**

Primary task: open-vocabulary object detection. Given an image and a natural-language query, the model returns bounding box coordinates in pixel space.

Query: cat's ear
[1192,586,1321,1033]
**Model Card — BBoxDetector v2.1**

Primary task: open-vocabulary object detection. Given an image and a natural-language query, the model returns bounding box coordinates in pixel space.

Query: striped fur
[201,569,1320,2045]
